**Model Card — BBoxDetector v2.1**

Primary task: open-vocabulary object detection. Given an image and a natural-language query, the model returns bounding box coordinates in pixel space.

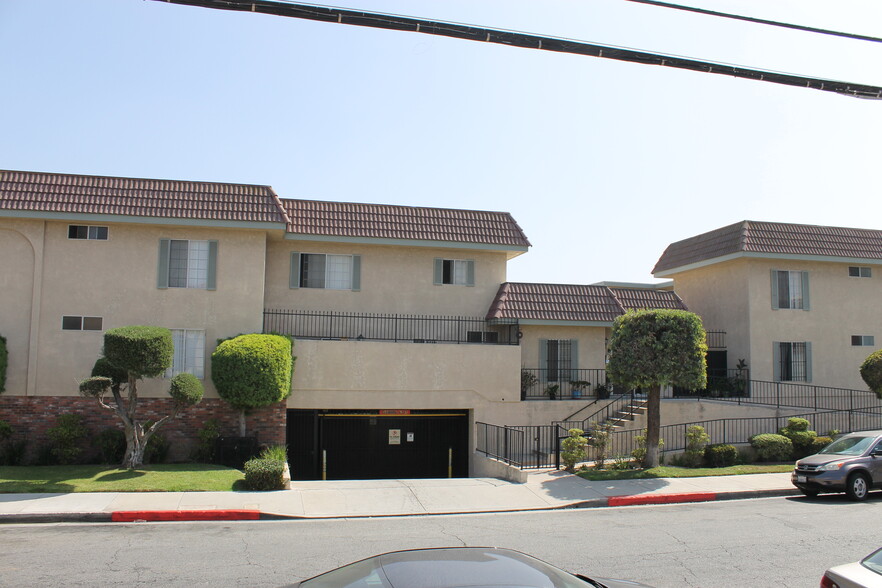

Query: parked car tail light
[820,573,840,588]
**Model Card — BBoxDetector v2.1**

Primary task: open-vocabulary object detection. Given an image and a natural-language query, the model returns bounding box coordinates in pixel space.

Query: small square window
[82,317,103,331]
[68,225,108,240]
[62,316,103,331]
[62,316,83,330]
[848,266,871,278]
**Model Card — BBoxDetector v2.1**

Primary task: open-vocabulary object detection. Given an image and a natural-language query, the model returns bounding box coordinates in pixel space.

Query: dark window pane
[777,271,791,308]
[852,336,863,346]
[300,254,326,288]
[849,266,860,277]
[82,317,103,331]
[442,259,453,284]
[62,316,82,330]
[68,225,88,239]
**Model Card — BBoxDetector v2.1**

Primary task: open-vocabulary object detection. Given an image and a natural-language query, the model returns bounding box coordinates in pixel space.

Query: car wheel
[845,472,870,501]
[800,488,819,498]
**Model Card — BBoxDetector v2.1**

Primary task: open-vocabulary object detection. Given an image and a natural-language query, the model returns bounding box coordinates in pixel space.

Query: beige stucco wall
[2,219,268,398]
[264,240,508,317]
[0,222,41,396]
[669,257,882,390]
[518,324,608,370]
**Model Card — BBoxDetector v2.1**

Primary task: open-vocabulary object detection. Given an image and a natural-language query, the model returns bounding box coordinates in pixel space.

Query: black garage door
[287,409,469,480]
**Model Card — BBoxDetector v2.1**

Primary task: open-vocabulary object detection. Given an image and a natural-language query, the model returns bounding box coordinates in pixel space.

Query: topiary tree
[779,417,817,458]
[561,428,587,473]
[78,326,204,469]
[607,309,707,468]
[0,334,7,393]
[860,349,882,399]
[211,334,294,436]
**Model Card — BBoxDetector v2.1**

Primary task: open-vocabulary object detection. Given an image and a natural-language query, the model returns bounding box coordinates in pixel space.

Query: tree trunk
[122,422,148,469]
[643,384,662,469]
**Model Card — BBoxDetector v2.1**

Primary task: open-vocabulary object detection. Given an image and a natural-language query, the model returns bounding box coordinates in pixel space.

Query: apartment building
[653,220,882,392]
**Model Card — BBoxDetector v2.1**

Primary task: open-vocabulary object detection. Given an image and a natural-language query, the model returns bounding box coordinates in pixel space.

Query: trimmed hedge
[750,433,793,462]
[243,458,286,490]
[211,334,293,410]
[779,417,817,458]
[704,444,738,467]
[169,372,204,406]
[860,349,882,399]
[811,436,833,453]
[0,334,7,393]
[104,326,173,379]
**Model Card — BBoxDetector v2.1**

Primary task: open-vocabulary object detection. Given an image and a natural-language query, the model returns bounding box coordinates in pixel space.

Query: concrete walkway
[0,470,799,523]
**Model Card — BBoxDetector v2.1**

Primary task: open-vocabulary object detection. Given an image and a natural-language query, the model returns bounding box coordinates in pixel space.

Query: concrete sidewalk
[0,470,800,523]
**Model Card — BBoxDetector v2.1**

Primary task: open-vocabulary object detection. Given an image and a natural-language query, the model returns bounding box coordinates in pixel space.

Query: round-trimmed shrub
[243,457,286,490]
[749,433,793,462]
[169,372,204,406]
[704,443,738,467]
[211,334,293,410]
[103,326,173,379]
[860,349,882,399]
[780,417,817,458]
[91,357,129,388]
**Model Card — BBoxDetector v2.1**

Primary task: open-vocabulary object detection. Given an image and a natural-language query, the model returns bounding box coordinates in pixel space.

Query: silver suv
[792,430,882,500]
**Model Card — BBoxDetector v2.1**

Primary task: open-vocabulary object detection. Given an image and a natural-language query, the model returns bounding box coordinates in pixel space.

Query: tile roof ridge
[264,184,291,225]
[280,196,518,217]
[0,168,275,191]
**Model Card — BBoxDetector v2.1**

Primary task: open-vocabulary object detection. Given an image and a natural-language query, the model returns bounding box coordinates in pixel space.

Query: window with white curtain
[169,240,209,289]
[166,329,205,379]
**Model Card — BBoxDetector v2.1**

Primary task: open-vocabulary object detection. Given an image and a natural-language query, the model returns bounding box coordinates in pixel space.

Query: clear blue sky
[2,0,881,284]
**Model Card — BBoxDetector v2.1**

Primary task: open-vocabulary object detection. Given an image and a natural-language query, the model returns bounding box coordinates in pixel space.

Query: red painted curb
[111,510,261,522]
[607,492,717,507]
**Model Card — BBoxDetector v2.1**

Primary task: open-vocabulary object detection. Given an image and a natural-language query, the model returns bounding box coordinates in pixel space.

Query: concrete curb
[0,488,803,524]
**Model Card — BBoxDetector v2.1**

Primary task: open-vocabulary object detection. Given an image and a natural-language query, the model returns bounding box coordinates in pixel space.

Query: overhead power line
[624,0,882,44]
[150,0,882,99]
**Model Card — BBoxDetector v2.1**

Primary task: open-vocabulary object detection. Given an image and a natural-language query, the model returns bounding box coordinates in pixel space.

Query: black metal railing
[554,391,637,434]
[520,369,610,400]
[674,369,750,398]
[602,406,882,459]
[476,422,561,469]
[706,330,726,349]
[678,378,879,411]
[264,309,519,345]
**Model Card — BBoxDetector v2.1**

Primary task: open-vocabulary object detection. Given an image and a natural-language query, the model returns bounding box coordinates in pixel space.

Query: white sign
[407,432,414,442]
[389,429,401,445]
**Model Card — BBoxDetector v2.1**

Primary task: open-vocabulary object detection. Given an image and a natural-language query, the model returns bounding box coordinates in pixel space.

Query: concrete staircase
[603,398,648,429]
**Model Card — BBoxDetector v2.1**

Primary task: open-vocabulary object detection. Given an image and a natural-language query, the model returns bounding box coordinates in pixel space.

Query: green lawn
[0,464,245,493]
[576,463,793,481]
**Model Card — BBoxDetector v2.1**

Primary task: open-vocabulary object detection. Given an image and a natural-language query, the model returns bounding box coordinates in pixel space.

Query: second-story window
[848,266,872,278]
[157,239,218,290]
[433,258,475,286]
[539,339,578,382]
[290,252,361,291]
[771,270,810,310]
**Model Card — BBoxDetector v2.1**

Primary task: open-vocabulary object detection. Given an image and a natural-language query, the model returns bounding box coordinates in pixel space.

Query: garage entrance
[287,409,469,480]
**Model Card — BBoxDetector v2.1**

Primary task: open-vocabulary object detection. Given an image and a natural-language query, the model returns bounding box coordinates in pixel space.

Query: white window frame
[68,225,108,240]
[165,329,205,379]
[852,335,875,347]
[848,266,872,278]
[433,258,475,287]
[61,315,103,331]
[771,270,810,310]
[300,253,354,290]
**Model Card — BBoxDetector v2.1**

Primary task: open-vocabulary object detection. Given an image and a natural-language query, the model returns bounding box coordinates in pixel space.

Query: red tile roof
[282,199,531,248]
[654,220,882,274]
[0,170,289,224]
[487,282,686,323]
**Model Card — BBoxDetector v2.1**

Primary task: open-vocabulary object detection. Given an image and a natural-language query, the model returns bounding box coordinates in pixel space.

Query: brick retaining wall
[0,396,287,464]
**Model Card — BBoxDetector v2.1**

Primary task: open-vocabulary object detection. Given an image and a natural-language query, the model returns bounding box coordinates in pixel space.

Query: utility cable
[149,0,882,99]
[623,0,882,44]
